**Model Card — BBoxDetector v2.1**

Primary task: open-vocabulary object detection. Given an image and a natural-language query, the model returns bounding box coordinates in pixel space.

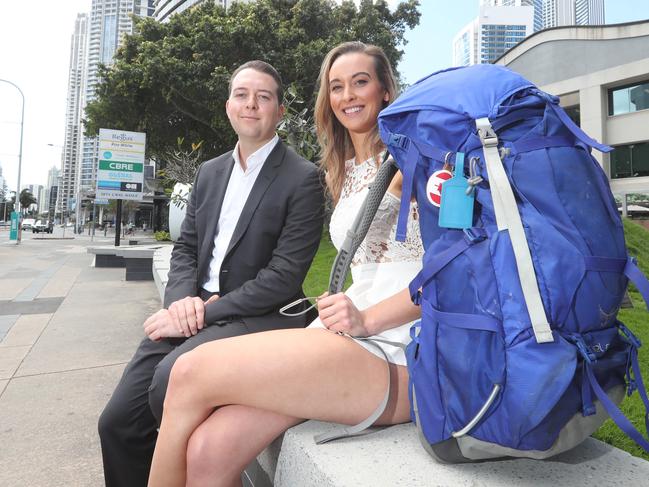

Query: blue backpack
[378,64,649,462]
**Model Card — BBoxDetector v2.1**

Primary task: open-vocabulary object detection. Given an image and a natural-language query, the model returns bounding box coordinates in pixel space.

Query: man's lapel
[198,156,235,271]
[224,141,286,258]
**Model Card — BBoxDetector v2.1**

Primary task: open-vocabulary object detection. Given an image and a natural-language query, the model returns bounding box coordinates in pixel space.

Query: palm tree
[19,189,37,215]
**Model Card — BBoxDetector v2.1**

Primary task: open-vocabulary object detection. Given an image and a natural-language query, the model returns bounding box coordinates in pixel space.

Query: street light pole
[0,78,25,243]
[0,79,25,212]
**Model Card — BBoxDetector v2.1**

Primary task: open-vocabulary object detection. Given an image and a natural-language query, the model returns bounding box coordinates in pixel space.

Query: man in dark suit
[98,60,325,487]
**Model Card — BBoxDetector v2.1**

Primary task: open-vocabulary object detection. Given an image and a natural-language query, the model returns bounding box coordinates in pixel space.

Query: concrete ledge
[152,246,173,301]
[94,254,125,268]
[89,244,171,280]
[257,420,649,486]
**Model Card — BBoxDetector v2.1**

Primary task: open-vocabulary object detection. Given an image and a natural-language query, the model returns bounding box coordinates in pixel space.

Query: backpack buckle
[618,322,642,348]
[388,133,409,150]
[463,227,487,244]
[576,339,597,364]
[476,118,499,148]
[564,333,597,363]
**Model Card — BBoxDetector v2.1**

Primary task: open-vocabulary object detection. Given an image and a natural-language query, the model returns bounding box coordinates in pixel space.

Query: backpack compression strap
[315,154,401,444]
[476,118,554,344]
[578,258,649,453]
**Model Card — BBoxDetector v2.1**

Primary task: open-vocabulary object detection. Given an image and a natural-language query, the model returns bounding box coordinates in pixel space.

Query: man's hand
[167,296,206,338]
[143,309,185,342]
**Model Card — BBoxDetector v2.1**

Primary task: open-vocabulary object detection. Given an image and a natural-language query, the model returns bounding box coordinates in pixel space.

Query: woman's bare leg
[148,328,410,487]
[186,405,300,487]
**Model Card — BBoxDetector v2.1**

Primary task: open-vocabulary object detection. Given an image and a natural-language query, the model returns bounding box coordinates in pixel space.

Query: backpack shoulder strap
[476,118,553,344]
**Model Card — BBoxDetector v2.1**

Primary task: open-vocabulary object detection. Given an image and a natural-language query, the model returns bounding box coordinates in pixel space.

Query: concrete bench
[245,421,649,486]
[153,246,173,301]
[88,245,127,268]
[90,244,171,281]
[151,247,649,487]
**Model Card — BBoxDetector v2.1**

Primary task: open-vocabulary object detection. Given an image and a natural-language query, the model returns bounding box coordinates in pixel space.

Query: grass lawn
[303,219,649,460]
[592,218,649,461]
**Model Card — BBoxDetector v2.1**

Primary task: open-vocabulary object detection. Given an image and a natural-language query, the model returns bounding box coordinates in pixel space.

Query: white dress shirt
[202,135,280,292]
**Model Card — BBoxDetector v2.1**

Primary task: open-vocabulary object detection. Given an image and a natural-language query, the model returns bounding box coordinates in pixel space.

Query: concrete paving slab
[0,314,19,340]
[2,270,40,279]
[0,278,31,300]
[0,379,7,397]
[15,266,159,376]
[37,265,82,298]
[0,297,64,316]
[13,258,68,301]
[0,314,50,347]
[0,364,126,487]
[0,346,30,380]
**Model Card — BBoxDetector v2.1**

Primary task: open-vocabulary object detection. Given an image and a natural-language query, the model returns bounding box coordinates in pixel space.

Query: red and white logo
[426,170,453,207]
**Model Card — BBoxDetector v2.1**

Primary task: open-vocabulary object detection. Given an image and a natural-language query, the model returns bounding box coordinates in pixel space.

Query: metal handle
[451,383,501,438]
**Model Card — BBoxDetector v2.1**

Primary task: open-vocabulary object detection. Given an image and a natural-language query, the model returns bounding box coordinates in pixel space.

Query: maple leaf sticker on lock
[425,169,453,207]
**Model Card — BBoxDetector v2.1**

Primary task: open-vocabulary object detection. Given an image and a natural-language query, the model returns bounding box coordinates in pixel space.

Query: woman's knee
[186,421,240,483]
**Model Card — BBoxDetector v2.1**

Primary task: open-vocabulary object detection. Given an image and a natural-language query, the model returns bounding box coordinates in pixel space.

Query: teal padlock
[438,152,474,229]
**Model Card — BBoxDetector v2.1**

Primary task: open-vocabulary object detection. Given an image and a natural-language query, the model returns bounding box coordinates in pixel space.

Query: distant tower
[482,0,543,32]
[152,0,253,22]
[543,0,575,28]
[575,0,604,25]
[453,2,534,66]
[46,166,60,219]
[58,13,88,218]
[79,0,153,211]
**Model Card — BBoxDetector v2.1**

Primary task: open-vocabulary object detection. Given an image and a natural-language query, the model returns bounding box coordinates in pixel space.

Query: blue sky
[1,0,649,188]
[399,0,649,84]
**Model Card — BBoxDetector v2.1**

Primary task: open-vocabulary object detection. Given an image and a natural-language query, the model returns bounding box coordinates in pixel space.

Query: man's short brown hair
[228,60,284,102]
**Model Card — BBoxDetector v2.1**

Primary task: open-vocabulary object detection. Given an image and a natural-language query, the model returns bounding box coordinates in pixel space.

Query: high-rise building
[575,0,604,25]
[453,19,479,67]
[543,0,574,29]
[58,13,88,218]
[453,3,533,66]
[543,0,604,29]
[45,166,60,219]
[153,0,206,22]
[481,0,543,32]
[0,163,6,203]
[152,0,251,22]
[79,0,153,214]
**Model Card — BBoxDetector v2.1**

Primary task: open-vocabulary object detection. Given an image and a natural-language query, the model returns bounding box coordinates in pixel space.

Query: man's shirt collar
[232,134,280,174]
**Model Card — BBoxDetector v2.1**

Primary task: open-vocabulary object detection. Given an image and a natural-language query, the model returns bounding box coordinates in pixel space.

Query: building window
[610,142,649,179]
[608,80,649,116]
[564,105,580,127]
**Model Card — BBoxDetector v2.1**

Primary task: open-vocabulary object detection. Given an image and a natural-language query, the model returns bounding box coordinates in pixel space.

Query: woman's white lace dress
[308,155,424,365]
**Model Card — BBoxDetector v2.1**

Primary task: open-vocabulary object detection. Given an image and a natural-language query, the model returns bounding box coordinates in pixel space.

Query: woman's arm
[317,287,420,337]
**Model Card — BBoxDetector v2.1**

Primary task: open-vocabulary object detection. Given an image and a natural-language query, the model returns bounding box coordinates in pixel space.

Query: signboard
[96,128,146,201]
[94,198,110,205]
[9,211,20,241]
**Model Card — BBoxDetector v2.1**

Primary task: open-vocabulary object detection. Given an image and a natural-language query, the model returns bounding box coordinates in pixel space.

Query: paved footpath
[0,230,160,486]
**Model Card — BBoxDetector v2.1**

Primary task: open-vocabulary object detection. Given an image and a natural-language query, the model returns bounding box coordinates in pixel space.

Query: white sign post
[96,129,146,201]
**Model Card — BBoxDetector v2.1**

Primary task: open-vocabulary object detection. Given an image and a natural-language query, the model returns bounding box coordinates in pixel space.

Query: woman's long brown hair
[314,42,397,203]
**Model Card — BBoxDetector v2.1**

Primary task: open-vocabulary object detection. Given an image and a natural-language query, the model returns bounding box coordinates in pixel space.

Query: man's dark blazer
[164,139,325,332]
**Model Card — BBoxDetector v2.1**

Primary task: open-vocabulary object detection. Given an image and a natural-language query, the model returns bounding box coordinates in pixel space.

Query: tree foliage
[19,189,37,214]
[84,0,420,164]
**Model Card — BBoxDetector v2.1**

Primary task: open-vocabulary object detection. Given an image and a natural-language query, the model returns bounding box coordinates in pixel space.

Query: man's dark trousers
[98,319,249,487]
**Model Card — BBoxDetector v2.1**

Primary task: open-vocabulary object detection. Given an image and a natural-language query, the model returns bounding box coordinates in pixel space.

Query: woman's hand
[317,292,372,337]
